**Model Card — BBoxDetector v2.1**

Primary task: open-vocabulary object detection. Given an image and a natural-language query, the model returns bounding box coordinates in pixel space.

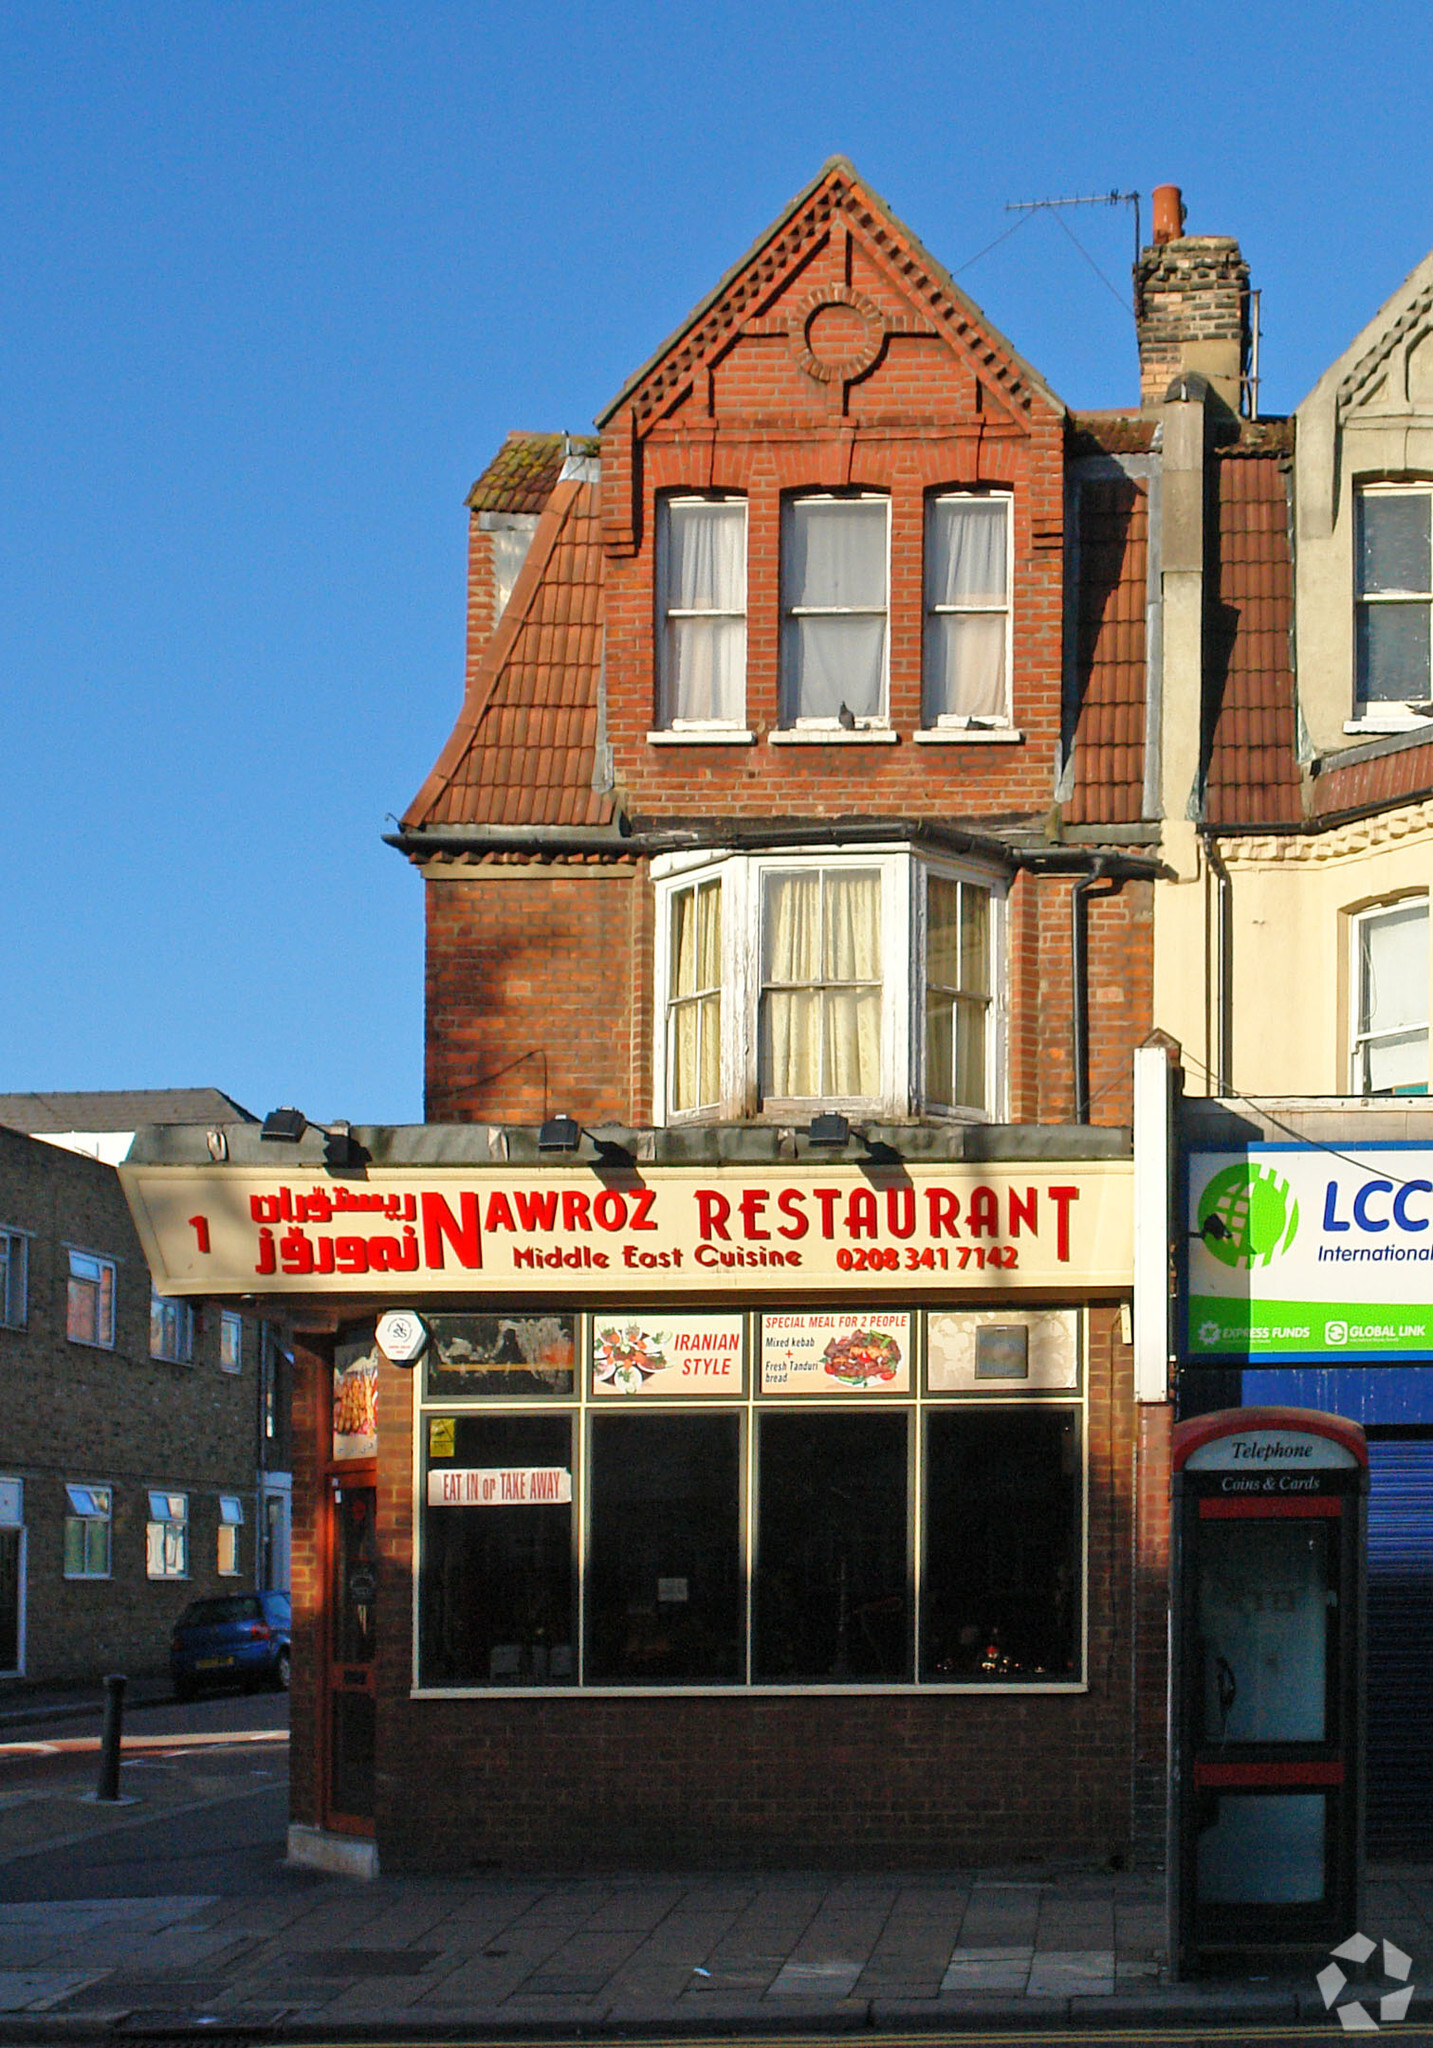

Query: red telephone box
[1171,1407,1368,1976]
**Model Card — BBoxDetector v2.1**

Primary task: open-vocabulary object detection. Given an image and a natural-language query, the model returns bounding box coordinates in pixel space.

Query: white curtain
[761,870,881,1098]
[924,498,1008,721]
[782,499,886,719]
[669,882,722,1112]
[660,501,746,723]
[1361,903,1429,1091]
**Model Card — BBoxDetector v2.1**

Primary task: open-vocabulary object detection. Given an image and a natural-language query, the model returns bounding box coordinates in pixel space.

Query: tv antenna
[1006,190,1142,266]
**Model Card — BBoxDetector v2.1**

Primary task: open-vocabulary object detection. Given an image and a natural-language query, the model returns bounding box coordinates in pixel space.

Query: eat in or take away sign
[119,1160,1132,1299]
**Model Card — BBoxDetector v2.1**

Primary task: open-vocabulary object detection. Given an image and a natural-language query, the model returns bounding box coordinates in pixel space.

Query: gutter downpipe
[1200,829,1232,1096]
[1071,855,1113,1126]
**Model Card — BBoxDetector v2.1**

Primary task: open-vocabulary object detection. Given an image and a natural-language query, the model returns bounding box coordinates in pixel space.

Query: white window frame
[1350,895,1430,1096]
[0,1229,29,1329]
[150,1292,195,1364]
[922,491,1013,730]
[63,1482,112,1581]
[655,494,749,733]
[780,492,891,730]
[652,848,1006,1124]
[220,1309,244,1374]
[218,1495,244,1576]
[66,1249,116,1350]
[1353,482,1433,727]
[146,1490,189,1580]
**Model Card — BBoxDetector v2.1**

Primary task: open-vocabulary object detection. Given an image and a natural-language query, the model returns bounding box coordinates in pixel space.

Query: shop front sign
[1188,1144,1433,1362]
[120,1161,1132,1299]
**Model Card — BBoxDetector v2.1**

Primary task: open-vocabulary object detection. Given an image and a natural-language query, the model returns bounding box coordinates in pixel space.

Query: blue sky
[3,0,1430,1126]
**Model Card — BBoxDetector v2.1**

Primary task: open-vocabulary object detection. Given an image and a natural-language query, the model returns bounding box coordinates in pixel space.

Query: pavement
[2,1681,1433,2038]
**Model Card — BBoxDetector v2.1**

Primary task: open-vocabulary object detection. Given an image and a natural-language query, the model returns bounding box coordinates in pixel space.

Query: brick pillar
[1134,236,1249,414]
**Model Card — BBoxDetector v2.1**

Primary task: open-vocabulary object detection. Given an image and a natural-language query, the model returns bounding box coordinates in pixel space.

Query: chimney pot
[1152,184,1185,245]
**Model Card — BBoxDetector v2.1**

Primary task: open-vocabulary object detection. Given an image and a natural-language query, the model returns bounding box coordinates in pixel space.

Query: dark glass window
[921,1408,1080,1680]
[754,1410,910,1681]
[586,1413,742,1682]
[420,1413,574,1687]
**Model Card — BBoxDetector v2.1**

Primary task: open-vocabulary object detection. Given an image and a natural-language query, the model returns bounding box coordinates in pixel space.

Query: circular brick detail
[791,285,885,384]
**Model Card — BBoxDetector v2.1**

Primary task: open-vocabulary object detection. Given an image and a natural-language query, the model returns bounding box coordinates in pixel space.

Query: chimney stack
[1135,185,1249,413]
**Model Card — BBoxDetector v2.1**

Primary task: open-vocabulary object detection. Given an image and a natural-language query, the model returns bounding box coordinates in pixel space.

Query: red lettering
[969,1186,999,1237]
[188,1214,211,1253]
[314,1238,335,1274]
[279,1228,313,1276]
[251,1195,282,1224]
[813,1188,842,1239]
[420,1191,483,1271]
[368,1228,420,1272]
[1049,1185,1079,1262]
[627,1186,658,1231]
[483,1191,517,1232]
[697,1190,731,1241]
[255,1227,276,1275]
[1008,1186,1038,1237]
[562,1190,591,1231]
[514,1189,559,1231]
[927,1188,961,1238]
[847,1189,877,1239]
[335,1235,369,1274]
[776,1189,809,1239]
[739,1189,770,1240]
[593,1190,627,1231]
[885,1187,916,1239]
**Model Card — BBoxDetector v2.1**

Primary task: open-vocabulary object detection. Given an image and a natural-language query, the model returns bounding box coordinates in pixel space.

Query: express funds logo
[1196,1161,1299,1269]
[1317,1931,1416,2031]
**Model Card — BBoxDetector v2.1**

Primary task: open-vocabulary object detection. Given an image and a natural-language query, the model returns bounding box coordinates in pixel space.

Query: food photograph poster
[759,1312,912,1394]
[590,1315,745,1396]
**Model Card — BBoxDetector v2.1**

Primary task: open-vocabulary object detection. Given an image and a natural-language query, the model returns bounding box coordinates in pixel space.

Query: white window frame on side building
[146,1492,189,1580]
[63,1483,112,1580]
[0,1229,28,1329]
[922,492,1013,730]
[1350,896,1430,1096]
[1354,483,1433,727]
[66,1250,115,1350]
[652,848,1006,1125]
[150,1292,195,1364]
[220,1309,244,1374]
[654,495,749,733]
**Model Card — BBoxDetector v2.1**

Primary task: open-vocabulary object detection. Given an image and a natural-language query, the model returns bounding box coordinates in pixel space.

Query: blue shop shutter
[1366,1439,1433,1856]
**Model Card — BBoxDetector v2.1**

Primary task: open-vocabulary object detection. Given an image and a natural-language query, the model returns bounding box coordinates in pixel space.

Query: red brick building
[124,162,1315,1879]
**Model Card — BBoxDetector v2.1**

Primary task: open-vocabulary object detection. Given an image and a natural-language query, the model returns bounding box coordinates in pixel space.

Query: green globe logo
[1196,1163,1299,1268]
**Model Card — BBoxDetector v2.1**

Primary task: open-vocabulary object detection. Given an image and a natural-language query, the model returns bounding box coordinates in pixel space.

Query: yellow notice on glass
[428,1416,456,1459]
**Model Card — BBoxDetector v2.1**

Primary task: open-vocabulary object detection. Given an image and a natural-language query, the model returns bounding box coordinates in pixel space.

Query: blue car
[170,1590,291,1699]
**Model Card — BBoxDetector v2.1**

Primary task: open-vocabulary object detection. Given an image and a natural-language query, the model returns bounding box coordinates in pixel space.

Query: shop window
[1352,898,1429,1094]
[420,1412,574,1686]
[920,1407,1080,1678]
[150,1292,195,1364]
[66,1250,115,1349]
[218,1496,244,1576]
[0,1230,27,1329]
[780,494,888,726]
[656,496,747,728]
[923,494,1011,727]
[220,1310,243,1374]
[754,1409,911,1681]
[1356,486,1433,716]
[146,1491,189,1579]
[655,850,1004,1121]
[585,1412,742,1682]
[63,1483,111,1579]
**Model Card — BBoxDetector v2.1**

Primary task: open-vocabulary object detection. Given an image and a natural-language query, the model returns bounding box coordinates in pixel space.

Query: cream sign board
[119,1161,1132,1299]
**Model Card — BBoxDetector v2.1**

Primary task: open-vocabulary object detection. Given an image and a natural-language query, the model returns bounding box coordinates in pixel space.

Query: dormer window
[656,496,747,727]
[923,494,1011,727]
[1356,486,1432,718]
[780,495,888,726]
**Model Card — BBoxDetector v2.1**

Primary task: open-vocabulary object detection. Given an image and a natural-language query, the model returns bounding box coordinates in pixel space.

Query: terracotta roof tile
[1311,732,1433,819]
[404,477,615,834]
[1067,412,1158,458]
[1066,473,1148,825]
[1204,450,1301,827]
[464,432,600,516]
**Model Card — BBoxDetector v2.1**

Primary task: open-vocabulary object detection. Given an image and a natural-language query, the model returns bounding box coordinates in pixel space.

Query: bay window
[1356,486,1433,716]
[781,494,888,725]
[655,849,1004,1123]
[1352,897,1429,1094]
[656,496,747,727]
[923,494,1011,726]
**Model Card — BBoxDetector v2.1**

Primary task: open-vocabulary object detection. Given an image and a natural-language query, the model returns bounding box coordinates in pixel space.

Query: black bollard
[96,1672,126,1801]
